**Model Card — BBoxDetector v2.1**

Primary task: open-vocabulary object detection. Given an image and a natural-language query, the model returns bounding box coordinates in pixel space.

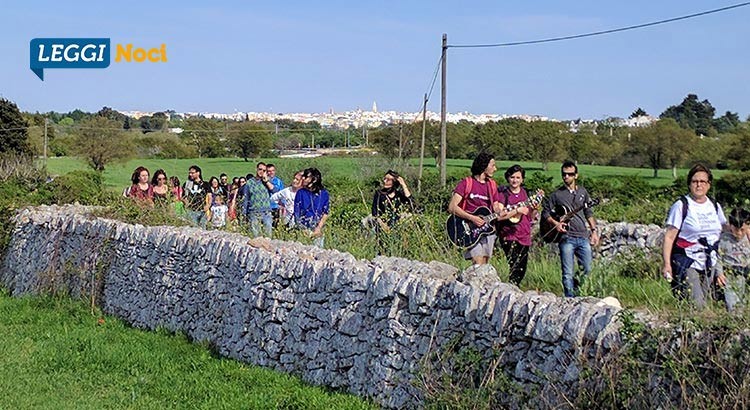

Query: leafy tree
[567,130,599,165]
[628,119,694,178]
[630,124,664,177]
[713,111,740,134]
[96,106,127,127]
[473,118,528,161]
[140,112,169,133]
[228,122,273,161]
[71,116,132,171]
[446,121,475,159]
[182,117,223,157]
[369,126,400,158]
[629,108,648,118]
[0,98,30,154]
[724,128,750,171]
[660,94,716,136]
[22,113,57,156]
[150,112,169,131]
[658,118,697,178]
[524,121,567,170]
[64,109,93,123]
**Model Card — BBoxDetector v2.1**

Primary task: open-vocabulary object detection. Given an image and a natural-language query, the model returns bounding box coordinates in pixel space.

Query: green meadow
[0,291,375,409]
[44,156,716,191]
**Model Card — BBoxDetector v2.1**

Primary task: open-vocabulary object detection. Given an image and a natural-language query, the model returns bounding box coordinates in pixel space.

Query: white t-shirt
[210,204,228,228]
[270,187,297,226]
[666,195,726,270]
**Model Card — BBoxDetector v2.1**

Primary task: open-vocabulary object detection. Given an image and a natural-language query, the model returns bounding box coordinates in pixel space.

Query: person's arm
[312,213,329,237]
[447,193,485,227]
[588,216,599,246]
[240,185,249,216]
[397,176,411,198]
[542,193,567,233]
[372,191,381,217]
[662,226,678,281]
[293,191,304,223]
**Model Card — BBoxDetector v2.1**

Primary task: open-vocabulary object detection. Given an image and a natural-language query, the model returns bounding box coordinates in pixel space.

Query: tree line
[369,94,750,177]
[2,94,749,175]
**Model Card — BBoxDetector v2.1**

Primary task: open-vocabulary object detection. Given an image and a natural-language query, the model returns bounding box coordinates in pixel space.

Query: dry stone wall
[2,205,631,408]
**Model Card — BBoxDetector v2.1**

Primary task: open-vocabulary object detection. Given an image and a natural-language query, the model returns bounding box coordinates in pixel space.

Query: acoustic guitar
[539,198,600,243]
[446,191,544,249]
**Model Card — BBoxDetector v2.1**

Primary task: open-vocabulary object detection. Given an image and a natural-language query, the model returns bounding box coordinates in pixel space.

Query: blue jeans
[246,211,272,237]
[559,236,592,297]
[187,210,207,229]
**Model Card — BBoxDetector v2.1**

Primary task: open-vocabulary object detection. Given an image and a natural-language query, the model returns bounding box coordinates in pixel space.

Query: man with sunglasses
[542,160,599,297]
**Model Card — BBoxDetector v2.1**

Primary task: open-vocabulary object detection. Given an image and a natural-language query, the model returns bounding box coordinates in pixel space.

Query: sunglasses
[562,172,576,177]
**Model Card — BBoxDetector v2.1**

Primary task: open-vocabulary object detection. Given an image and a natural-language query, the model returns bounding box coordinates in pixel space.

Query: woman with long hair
[128,166,153,203]
[151,169,169,205]
[371,170,415,254]
[294,168,330,248]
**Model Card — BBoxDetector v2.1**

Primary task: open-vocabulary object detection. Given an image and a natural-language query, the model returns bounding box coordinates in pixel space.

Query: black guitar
[539,198,600,243]
[446,192,544,249]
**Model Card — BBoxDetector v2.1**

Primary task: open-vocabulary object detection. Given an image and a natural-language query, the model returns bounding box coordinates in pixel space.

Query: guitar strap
[461,176,496,211]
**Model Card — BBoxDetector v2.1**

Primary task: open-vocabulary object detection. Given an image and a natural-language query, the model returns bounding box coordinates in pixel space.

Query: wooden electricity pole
[418,93,427,194]
[440,33,447,188]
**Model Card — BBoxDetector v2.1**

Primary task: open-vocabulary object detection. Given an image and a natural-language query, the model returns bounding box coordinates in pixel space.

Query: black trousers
[501,240,530,286]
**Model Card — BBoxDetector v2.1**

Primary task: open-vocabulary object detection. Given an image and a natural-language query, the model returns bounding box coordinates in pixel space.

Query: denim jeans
[187,210,207,229]
[559,236,592,297]
[246,211,272,237]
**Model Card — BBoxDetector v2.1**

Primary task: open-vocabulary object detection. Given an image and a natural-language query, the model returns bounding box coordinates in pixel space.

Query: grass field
[44,156,723,192]
[0,291,374,409]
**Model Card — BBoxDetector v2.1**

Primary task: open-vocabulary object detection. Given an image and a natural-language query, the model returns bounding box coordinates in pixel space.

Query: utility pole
[398,122,403,160]
[418,93,427,194]
[43,117,48,169]
[362,124,367,147]
[440,33,447,188]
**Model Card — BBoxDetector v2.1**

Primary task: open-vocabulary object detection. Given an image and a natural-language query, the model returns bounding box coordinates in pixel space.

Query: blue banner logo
[30,38,110,80]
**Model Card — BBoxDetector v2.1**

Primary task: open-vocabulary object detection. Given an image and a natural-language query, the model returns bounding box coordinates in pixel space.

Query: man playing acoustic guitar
[542,160,599,297]
[447,153,506,266]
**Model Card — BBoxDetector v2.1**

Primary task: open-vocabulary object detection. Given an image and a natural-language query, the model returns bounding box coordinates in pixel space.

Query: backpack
[459,176,497,211]
[671,195,720,254]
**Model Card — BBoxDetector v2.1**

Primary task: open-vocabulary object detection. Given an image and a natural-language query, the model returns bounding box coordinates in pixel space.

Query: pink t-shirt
[498,187,532,246]
[453,177,496,214]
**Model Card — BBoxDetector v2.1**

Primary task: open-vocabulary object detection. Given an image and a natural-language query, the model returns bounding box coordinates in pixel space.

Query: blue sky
[2,1,749,120]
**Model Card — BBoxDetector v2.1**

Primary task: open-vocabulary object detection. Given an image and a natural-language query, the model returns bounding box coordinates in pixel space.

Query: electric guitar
[446,191,544,249]
[539,198,600,243]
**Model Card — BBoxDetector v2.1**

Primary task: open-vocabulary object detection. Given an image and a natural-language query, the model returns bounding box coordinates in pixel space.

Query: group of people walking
[447,154,556,289]
[449,156,750,309]
[125,163,330,247]
[125,158,749,308]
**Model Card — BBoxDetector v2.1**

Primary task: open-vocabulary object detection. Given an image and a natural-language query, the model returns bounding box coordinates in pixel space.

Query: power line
[448,2,750,49]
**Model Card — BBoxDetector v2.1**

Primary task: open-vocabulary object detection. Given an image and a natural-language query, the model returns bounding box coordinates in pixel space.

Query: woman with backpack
[662,163,727,308]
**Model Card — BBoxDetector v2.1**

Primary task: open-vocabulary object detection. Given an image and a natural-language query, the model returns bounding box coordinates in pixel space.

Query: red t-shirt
[453,177,495,214]
[498,186,532,246]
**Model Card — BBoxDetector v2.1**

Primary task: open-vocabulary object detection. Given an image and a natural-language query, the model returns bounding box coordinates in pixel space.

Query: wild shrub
[714,171,750,206]
[49,170,107,205]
